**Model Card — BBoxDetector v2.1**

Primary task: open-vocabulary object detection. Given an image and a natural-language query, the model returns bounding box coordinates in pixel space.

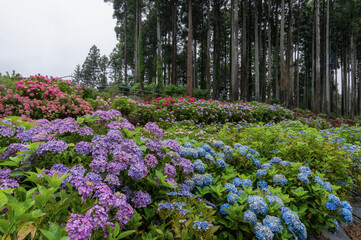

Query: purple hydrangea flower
[66,213,93,240]
[164,163,176,178]
[131,191,151,208]
[75,141,92,156]
[105,174,122,186]
[120,122,135,132]
[145,122,163,139]
[177,158,194,175]
[89,158,107,173]
[78,126,93,136]
[145,139,162,152]
[144,154,158,168]
[163,140,181,153]
[115,202,134,226]
[107,129,122,144]
[128,162,148,180]
[107,161,127,175]
[0,125,14,137]
[85,205,109,231]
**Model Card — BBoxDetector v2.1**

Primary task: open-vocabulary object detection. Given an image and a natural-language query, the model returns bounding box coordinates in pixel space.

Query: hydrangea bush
[0,108,358,239]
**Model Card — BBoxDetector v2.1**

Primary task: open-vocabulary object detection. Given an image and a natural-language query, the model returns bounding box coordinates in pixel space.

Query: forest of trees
[74,0,361,117]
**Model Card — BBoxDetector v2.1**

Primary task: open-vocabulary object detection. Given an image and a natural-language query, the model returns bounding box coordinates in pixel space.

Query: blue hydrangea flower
[261,163,272,170]
[253,159,262,168]
[314,176,324,185]
[193,159,206,173]
[298,166,312,177]
[227,193,238,204]
[225,183,238,194]
[220,203,230,215]
[257,180,268,189]
[247,195,269,215]
[202,174,213,186]
[240,179,252,188]
[212,140,225,149]
[216,152,225,159]
[183,142,194,148]
[223,145,233,155]
[323,182,333,192]
[328,194,341,207]
[233,177,242,187]
[280,160,290,166]
[341,201,352,212]
[257,169,267,177]
[196,147,207,157]
[193,220,213,231]
[297,173,310,184]
[273,174,287,186]
[216,158,226,168]
[201,143,212,152]
[192,174,203,187]
[266,194,284,206]
[205,154,215,163]
[263,215,283,233]
[270,157,282,165]
[243,210,257,223]
[340,208,353,223]
[255,224,274,240]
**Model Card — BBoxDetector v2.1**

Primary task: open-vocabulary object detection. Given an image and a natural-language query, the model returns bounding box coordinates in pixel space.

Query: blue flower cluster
[272,174,287,186]
[247,195,269,215]
[193,220,213,231]
[281,207,307,240]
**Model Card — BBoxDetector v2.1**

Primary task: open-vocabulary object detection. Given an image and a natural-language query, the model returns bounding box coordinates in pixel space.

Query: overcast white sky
[0,0,117,79]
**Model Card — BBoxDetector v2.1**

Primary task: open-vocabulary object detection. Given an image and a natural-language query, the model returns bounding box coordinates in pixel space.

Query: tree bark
[134,0,139,84]
[231,0,239,101]
[287,0,294,107]
[206,0,211,92]
[314,0,321,113]
[124,0,127,85]
[254,1,260,102]
[325,0,330,114]
[267,1,272,104]
[280,0,286,104]
[171,0,177,85]
[187,0,193,97]
[241,0,247,100]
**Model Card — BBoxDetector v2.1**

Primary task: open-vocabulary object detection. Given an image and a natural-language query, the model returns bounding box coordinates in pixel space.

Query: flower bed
[0,109,358,239]
[0,75,93,120]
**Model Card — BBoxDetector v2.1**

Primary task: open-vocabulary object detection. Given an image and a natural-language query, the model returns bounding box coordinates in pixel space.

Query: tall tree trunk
[156,1,162,93]
[255,1,260,101]
[134,0,139,84]
[335,53,338,116]
[231,0,239,101]
[241,0,247,100]
[124,0,128,85]
[280,0,286,104]
[213,0,221,99]
[325,0,330,114]
[287,0,294,107]
[171,0,177,85]
[351,30,356,118]
[314,0,321,113]
[187,0,193,97]
[193,39,197,88]
[206,0,211,92]
[274,5,280,100]
[267,1,272,104]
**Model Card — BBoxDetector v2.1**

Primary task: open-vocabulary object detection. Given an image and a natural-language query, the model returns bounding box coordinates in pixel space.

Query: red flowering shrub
[0,75,93,120]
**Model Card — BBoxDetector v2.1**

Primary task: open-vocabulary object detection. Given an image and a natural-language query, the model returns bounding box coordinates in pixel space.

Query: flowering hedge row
[0,109,357,239]
[0,75,93,120]
[110,96,294,126]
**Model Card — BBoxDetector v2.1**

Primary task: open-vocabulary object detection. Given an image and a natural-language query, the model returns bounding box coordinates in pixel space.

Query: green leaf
[117,230,136,239]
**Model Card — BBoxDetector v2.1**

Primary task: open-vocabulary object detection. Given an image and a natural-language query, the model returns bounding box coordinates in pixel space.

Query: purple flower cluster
[78,126,93,136]
[0,125,14,137]
[131,190,151,208]
[144,154,158,168]
[0,143,27,160]
[0,168,19,190]
[66,213,93,240]
[145,122,163,139]
[163,140,181,153]
[75,141,92,156]
[164,163,176,178]
[37,140,68,156]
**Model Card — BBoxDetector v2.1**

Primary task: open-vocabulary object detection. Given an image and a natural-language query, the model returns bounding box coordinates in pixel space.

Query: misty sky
[0,0,117,79]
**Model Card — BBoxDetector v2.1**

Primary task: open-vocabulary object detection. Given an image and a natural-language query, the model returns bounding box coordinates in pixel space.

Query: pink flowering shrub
[0,75,93,120]
[14,75,83,100]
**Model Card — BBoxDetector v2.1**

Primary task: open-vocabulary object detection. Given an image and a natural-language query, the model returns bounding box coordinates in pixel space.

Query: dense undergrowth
[0,75,360,239]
